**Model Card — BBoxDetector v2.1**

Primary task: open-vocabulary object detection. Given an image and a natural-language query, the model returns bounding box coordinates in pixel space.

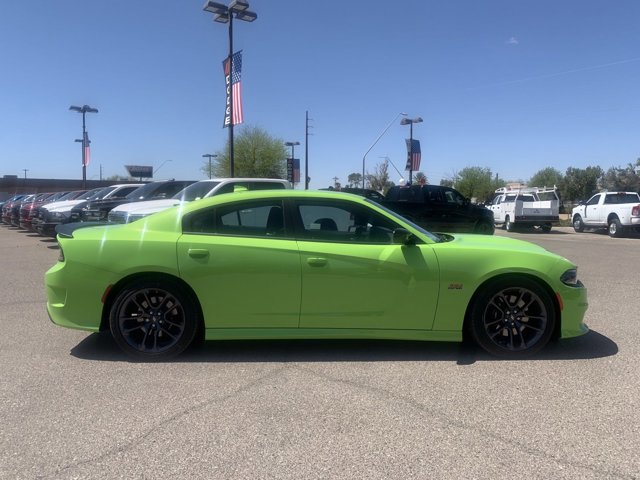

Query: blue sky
[1,0,638,189]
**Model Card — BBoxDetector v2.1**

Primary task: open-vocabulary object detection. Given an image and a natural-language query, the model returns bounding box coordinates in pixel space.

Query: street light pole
[202,154,218,179]
[400,116,423,184]
[203,1,258,178]
[362,112,407,189]
[154,159,172,178]
[69,104,98,189]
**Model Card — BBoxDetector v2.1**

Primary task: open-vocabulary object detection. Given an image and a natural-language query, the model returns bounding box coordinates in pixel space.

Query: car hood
[438,233,549,254]
[43,200,88,212]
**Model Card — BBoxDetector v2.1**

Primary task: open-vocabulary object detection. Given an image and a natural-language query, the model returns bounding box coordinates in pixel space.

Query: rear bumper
[514,215,559,223]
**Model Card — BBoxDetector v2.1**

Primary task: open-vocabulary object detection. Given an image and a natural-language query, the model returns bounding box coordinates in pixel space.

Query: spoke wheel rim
[482,286,548,352]
[117,288,186,354]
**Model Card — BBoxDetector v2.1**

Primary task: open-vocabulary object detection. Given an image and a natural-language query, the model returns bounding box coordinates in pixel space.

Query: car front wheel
[109,280,198,360]
[469,277,555,358]
[572,215,584,233]
[474,220,495,235]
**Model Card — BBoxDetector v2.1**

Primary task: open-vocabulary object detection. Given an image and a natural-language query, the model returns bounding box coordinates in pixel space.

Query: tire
[572,215,584,233]
[474,220,495,235]
[540,223,552,233]
[608,218,624,238]
[505,216,513,232]
[469,277,556,358]
[109,279,199,360]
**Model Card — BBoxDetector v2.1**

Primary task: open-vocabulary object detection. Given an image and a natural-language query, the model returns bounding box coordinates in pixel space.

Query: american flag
[223,50,244,127]
[83,131,91,167]
[405,139,421,171]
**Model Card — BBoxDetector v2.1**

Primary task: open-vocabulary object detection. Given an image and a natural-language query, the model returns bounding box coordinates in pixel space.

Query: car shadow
[70,330,617,364]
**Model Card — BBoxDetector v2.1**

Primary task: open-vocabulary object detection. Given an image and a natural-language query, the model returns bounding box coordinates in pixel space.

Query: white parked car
[108,178,291,223]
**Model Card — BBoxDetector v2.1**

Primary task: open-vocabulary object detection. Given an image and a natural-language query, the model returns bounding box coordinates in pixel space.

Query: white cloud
[506,37,519,45]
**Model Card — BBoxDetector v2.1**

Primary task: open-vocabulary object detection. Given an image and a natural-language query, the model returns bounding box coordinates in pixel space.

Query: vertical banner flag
[83,131,91,167]
[222,50,244,127]
[405,139,421,171]
[286,158,300,184]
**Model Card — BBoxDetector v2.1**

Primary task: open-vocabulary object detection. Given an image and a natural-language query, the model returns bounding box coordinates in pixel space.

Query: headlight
[560,268,580,286]
[51,211,68,219]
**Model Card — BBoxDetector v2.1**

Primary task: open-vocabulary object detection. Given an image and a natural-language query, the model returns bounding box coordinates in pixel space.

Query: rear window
[604,193,640,204]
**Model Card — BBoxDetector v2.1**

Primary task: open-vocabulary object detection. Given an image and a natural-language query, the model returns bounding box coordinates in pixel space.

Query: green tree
[347,172,363,188]
[528,167,563,189]
[201,126,287,179]
[562,166,603,203]
[455,166,495,201]
[439,178,455,188]
[367,159,393,193]
[600,159,640,192]
[414,171,428,185]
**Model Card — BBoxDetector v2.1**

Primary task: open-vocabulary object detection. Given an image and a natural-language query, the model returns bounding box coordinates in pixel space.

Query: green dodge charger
[45,190,588,360]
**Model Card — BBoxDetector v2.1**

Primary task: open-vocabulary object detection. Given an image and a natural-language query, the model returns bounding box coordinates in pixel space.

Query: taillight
[632,205,640,216]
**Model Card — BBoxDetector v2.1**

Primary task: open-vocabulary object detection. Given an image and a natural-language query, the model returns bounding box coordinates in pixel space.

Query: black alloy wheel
[470,277,555,357]
[109,280,198,360]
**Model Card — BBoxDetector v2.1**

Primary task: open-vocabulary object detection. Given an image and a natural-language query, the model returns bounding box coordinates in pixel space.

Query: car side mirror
[393,228,416,245]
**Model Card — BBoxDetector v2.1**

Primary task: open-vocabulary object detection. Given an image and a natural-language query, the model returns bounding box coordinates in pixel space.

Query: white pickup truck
[571,191,640,238]
[489,186,560,232]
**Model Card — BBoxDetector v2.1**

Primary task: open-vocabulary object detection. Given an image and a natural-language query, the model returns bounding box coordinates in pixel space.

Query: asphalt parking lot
[0,224,638,480]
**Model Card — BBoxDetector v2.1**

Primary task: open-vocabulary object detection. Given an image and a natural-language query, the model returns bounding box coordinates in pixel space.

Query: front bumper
[558,283,589,339]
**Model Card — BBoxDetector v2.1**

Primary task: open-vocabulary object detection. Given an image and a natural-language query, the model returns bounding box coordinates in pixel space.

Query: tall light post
[285,141,300,187]
[202,154,218,179]
[69,104,98,189]
[400,116,423,184]
[362,112,407,189]
[154,159,172,178]
[203,0,257,178]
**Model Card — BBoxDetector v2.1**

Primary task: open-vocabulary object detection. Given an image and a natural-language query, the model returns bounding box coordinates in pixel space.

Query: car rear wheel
[505,216,513,232]
[608,218,624,238]
[540,223,552,233]
[469,277,555,358]
[109,280,198,360]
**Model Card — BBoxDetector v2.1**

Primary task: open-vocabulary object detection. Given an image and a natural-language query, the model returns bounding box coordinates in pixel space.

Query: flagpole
[81,111,87,188]
[400,116,423,185]
[202,1,258,178]
[69,104,98,190]
[228,14,234,177]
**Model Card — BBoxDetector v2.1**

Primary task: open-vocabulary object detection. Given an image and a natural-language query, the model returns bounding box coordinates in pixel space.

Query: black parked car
[381,184,495,235]
[70,180,196,223]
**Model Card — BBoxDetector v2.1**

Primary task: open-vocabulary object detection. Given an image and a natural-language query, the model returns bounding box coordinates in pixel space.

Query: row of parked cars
[1,179,292,235]
[2,180,499,238]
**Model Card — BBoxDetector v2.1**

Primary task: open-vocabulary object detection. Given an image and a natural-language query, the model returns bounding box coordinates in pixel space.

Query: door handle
[188,248,209,258]
[306,257,328,267]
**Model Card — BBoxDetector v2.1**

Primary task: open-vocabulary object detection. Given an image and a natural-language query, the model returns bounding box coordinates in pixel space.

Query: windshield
[172,181,220,201]
[364,198,442,243]
[83,187,112,200]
